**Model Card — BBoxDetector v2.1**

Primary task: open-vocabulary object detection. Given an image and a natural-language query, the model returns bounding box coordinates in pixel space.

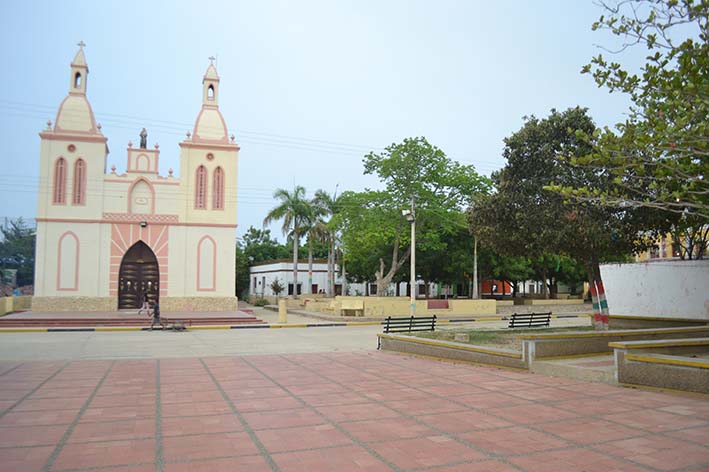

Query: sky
[0,0,644,243]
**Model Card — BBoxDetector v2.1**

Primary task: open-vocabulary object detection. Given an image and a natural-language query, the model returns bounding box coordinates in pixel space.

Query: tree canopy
[555,0,709,222]
[0,218,36,288]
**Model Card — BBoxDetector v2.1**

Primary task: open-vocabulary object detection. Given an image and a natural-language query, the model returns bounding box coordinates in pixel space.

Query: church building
[32,45,240,312]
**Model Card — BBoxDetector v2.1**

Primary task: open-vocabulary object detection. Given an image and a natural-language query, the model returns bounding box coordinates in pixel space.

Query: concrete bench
[340,299,364,317]
[520,325,709,364]
[609,337,709,393]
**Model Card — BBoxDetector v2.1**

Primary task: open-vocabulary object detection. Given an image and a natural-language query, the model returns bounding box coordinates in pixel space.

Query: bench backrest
[383,315,437,334]
[340,299,364,310]
[509,312,551,328]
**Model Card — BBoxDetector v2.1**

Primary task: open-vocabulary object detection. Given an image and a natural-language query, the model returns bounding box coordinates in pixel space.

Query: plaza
[0,316,707,472]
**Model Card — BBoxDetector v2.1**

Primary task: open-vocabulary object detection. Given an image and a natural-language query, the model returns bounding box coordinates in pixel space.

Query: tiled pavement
[0,353,707,472]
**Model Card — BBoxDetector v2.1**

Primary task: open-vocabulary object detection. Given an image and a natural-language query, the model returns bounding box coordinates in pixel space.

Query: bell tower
[69,41,88,95]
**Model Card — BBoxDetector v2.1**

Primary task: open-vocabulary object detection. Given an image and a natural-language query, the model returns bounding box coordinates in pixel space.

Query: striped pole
[589,282,601,330]
[596,280,610,330]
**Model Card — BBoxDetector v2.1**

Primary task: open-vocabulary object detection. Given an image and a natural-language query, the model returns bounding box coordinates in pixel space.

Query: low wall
[612,339,709,393]
[13,296,32,311]
[520,299,584,306]
[334,296,496,317]
[378,334,526,369]
[520,326,709,362]
[609,315,709,329]
[0,298,12,316]
[601,259,709,319]
[31,296,238,312]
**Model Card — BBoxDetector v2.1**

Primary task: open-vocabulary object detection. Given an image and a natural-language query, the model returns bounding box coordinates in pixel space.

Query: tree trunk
[330,240,337,296]
[540,269,549,299]
[585,260,609,331]
[292,230,299,298]
[375,241,411,296]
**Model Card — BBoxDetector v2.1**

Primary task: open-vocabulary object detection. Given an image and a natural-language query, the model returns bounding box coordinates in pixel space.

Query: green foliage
[242,226,289,263]
[269,278,285,297]
[0,218,35,287]
[235,243,250,299]
[564,0,709,221]
[468,107,657,290]
[339,137,490,288]
[251,297,269,307]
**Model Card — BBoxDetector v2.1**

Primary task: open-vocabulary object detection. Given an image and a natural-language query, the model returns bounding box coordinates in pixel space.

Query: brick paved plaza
[0,351,707,471]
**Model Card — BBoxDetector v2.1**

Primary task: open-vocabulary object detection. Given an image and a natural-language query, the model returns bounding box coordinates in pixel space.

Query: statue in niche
[139,128,148,149]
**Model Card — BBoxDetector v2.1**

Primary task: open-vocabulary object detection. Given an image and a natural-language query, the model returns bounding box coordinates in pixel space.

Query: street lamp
[403,205,415,317]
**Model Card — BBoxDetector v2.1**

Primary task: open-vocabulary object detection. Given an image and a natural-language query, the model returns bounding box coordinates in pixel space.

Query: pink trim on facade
[39,132,107,143]
[109,223,169,297]
[56,231,79,291]
[102,213,179,224]
[194,165,207,209]
[72,158,87,205]
[36,217,236,228]
[191,108,229,145]
[53,95,99,135]
[196,235,217,292]
[179,141,240,151]
[53,157,67,205]
[103,178,178,186]
[127,177,156,214]
[212,166,225,210]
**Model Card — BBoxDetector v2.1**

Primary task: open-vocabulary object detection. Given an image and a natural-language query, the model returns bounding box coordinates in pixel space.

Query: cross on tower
[77,40,86,48]
[208,56,216,65]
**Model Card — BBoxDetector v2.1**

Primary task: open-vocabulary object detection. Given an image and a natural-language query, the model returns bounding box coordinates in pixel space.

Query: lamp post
[403,198,416,317]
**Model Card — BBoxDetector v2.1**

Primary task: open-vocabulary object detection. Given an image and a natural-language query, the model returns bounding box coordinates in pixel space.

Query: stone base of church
[31,297,117,312]
[160,297,238,312]
[31,296,238,312]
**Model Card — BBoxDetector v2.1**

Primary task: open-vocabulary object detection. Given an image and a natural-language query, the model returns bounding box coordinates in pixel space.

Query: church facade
[33,45,239,312]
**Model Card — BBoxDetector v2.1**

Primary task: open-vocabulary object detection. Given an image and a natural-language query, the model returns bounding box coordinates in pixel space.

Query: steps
[530,354,616,384]
[0,315,265,328]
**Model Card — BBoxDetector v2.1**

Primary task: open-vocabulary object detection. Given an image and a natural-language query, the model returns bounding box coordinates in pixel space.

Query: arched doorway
[118,241,159,309]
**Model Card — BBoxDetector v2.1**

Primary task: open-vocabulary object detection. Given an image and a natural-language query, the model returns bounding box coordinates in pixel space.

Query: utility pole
[403,197,416,317]
[473,236,479,299]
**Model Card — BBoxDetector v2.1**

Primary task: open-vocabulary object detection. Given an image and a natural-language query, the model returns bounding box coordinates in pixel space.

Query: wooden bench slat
[508,312,551,329]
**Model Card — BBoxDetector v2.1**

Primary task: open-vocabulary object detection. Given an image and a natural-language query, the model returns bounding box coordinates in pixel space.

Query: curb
[0,313,592,333]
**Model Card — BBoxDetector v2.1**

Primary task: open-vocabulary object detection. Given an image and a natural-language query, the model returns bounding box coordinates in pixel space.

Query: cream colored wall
[102,177,181,215]
[178,145,238,225]
[167,226,235,298]
[34,221,109,297]
[334,296,496,317]
[37,139,107,220]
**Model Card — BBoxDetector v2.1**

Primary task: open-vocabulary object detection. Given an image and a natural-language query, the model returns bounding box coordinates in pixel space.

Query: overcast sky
[0,0,642,242]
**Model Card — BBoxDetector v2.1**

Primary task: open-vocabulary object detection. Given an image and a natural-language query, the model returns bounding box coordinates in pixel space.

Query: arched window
[207,84,214,100]
[212,166,224,210]
[74,72,82,88]
[195,165,207,209]
[72,159,86,205]
[53,158,67,204]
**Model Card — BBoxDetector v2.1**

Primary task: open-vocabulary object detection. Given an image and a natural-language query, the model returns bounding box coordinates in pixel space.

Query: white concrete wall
[600,260,709,319]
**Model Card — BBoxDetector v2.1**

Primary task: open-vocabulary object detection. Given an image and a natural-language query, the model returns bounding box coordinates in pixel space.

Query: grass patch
[413,326,594,351]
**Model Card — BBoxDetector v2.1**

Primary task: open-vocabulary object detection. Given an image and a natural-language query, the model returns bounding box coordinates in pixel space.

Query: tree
[270,278,285,298]
[556,0,709,221]
[313,189,343,297]
[241,226,289,263]
[235,243,251,299]
[263,186,311,297]
[469,108,658,328]
[339,137,490,295]
[0,218,36,288]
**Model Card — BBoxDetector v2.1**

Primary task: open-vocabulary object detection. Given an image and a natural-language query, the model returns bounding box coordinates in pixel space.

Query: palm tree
[304,205,328,295]
[313,188,341,297]
[263,186,310,298]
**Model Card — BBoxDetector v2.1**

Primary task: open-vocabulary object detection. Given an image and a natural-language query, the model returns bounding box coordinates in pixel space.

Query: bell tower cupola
[190,58,228,144]
[70,41,88,95]
[202,56,219,106]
